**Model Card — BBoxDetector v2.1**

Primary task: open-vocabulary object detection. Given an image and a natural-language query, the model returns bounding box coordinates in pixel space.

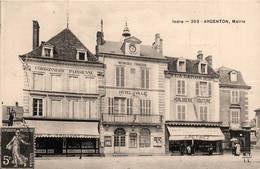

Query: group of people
[179,143,214,156]
[179,143,195,155]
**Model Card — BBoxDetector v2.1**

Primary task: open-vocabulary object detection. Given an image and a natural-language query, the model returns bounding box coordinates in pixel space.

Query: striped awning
[167,126,224,141]
[26,120,99,138]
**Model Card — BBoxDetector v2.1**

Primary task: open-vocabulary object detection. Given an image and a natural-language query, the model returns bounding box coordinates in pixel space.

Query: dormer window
[44,48,51,57]
[198,61,208,74]
[230,71,238,82]
[201,64,206,73]
[42,43,54,58]
[76,48,87,61]
[177,58,186,72]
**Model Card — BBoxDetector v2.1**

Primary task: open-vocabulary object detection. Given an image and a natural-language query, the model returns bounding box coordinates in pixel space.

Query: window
[85,77,97,93]
[69,76,79,92]
[177,80,186,95]
[141,69,150,89]
[114,98,126,114]
[79,52,85,60]
[51,100,62,118]
[231,109,240,124]
[196,81,211,97]
[140,99,151,115]
[179,61,185,71]
[68,100,79,118]
[33,73,44,90]
[44,48,51,57]
[177,105,186,120]
[199,106,208,121]
[127,98,133,115]
[231,90,239,104]
[85,100,97,119]
[201,64,207,74]
[108,97,114,114]
[153,137,162,147]
[140,128,150,147]
[116,67,125,87]
[42,44,53,58]
[51,75,61,91]
[33,98,42,116]
[129,133,137,148]
[230,71,238,82]
[76,49,87,61]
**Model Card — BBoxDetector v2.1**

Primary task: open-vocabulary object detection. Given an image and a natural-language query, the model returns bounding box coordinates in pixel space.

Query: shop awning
[167,126,224,141]
[26,120,99,138]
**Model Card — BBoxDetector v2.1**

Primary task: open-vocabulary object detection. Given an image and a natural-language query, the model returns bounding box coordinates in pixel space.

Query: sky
[1,0,260,120]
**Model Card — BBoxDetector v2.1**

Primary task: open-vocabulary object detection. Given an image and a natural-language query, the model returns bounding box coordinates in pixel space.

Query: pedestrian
[233,143,237,156]
[180,143,185,155]
[187,145,191,155]
[191,144,195,155]
[208,144,213,155]
[235,143,241,156]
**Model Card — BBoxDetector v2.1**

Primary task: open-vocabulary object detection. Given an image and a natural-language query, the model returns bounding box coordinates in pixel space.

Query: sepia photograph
[1,0,260,169]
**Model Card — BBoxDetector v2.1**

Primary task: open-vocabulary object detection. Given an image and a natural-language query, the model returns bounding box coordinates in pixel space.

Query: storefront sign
[174,97,211,103]
[175,74,212,80]
[174,97,193,102]
[67,149,81,153]
[118,61,147,67]
[82,149,96,153]
[104,136,112,147]
[184,135,210,140]
[1,127,34,168]
[119,90,147,97]
[34,66,93,75]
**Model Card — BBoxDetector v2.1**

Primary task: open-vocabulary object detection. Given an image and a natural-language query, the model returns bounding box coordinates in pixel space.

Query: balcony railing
[229,122,251,129]
[102,113,162,125]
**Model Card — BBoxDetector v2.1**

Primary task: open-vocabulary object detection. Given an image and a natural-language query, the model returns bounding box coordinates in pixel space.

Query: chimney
[153,33,163,54]
[197,50,203,60]
[97,31,105,46]
[205,55,212,66]
[15,102,18,107]
[33,20,40,50]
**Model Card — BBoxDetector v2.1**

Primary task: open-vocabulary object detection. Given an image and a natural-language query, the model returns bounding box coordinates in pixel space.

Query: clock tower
[121,22,142,56]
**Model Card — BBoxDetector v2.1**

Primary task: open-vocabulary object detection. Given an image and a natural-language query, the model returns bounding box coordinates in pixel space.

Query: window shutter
[121,67,125,87]
[140,99,143,114]
[146,70,149,89]
[177,80,181,94]
[182,105,185,120]
[196,82,199,96]
[116,67,120,86]
[182,80,185,94]
[141,69,145,88]
[208,83,212,96]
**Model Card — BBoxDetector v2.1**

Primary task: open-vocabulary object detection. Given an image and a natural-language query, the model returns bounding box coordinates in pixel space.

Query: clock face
[129,44,137,54]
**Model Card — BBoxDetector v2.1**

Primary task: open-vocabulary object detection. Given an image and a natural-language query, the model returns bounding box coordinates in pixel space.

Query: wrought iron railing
[102,113,162,124]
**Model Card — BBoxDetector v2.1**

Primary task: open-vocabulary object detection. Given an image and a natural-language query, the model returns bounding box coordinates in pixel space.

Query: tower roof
[122,22,131,37]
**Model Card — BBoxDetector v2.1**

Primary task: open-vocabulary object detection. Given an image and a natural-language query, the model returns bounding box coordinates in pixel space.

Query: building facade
[19,21,105,156]
[96,24,167,155]
[165,52,224,155]
[216,66,251,153]
[254,108,260,149]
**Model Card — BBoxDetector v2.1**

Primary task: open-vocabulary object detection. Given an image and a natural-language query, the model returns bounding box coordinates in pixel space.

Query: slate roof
[98,40,166,60]
[20,28,98,62]
[216,66,251,89]
[165,56,219,78]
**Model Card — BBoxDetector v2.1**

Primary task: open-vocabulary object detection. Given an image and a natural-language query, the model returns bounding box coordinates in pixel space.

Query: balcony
[102,113,162,126]
[229,122,251,129]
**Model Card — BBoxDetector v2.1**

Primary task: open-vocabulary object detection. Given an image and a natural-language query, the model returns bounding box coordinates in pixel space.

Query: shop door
[53,138,63,154]
[114,128,126,153]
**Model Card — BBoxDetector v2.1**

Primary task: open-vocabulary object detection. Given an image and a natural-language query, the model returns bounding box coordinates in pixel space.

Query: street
[35,151,260,169]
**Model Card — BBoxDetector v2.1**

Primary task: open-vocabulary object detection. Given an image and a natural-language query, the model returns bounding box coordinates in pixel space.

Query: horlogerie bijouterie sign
[1,127,34,168]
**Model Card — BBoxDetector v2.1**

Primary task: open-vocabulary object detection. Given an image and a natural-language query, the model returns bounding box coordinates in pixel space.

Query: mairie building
[95,23,167,155]
[19,21,105,156]
[164,52,225,155]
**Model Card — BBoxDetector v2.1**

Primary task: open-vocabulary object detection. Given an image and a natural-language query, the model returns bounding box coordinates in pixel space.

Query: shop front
[166,125,224,155]
[26,119,100,156]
